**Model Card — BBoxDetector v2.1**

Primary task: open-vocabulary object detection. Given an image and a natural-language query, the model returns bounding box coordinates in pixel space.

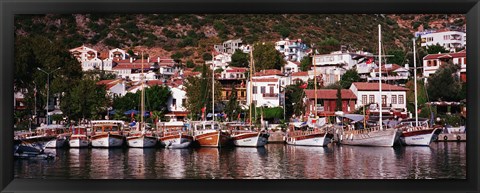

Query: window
[182,99,186,105]
[261,86,266,94]
[392,95,397,104]
[399,95,404,104]
[270,86,274,94]
[253,86,257,94]
[433,60,437,66]
[382,95,387,106]
[362,95,367,104]
[172,99,177,106]
[428,61,432,67]
[369,95,375,104]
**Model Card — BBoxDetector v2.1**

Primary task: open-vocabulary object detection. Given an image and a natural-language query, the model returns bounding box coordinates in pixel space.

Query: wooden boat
[396,118,443,146]
[125,53,158,148]
[69,126,89,148]
[227,123,269,147]
[192,121,230,147]
[286,123,333,146]
[340,125,401,147]
[34,124,70,148]
[156,121,193,149]
[90,120,125,148]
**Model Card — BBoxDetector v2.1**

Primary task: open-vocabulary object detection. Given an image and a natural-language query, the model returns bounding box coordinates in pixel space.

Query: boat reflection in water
[191,148,221,179]
[68,148,90,178]
[334,145,396,179]
[89,148,125,179]
[284,145,332,179]
[125,148,157,178]
[226,147,267,179]
[156,148,190,179]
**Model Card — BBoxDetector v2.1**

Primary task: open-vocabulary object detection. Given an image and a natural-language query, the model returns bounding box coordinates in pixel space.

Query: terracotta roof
[97,79,122,90]
[183,71,201,77]
[372,64,402,73]
[145,80,164,87]
[112,63,151,70]
[254,69,283,77]
[305,89,357,99]
[226,67,248,73]
[352,82,409,91]
[291,71,308,76]
[423,51,466,60]
[252,78,278,82]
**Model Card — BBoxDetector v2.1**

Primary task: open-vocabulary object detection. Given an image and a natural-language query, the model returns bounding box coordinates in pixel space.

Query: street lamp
[37,67,61,125]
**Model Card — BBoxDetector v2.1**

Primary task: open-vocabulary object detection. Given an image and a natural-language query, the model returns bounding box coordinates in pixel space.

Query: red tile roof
[372,64,402,72]
[226,67,248,73]
[97,79,122,90]
[305,89,357,99]
[145,80,164,87]
[291,71,308,76]
[423,51,466,60]
[252,78,278,82]
[352,82,409,91]
[254,69,283,77]
[112,63,151,70]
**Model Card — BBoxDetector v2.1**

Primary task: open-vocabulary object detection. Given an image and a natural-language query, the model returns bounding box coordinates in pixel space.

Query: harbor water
[14,142,466,179]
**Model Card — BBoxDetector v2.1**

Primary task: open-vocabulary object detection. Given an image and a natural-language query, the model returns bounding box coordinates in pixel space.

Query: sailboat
[126,52,158,148]
[285,48,333,146]
[230,46,270,147]
[157,120,194,149]
[339,25,401,147]
[193,52,231,147]
[396,38,443,146]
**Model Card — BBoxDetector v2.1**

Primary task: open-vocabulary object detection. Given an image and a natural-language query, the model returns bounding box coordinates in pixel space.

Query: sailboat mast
[413,38,418,127]
[249,46,254,129]
[141,51,145,128]
[378,24,383,130]
[212,52,215,122]
[313,51,318,128]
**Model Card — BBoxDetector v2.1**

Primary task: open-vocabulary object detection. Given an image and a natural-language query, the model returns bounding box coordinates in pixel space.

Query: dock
[436,133,466,142]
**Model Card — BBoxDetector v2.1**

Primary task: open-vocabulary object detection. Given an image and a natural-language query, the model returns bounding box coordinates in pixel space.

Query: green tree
[224,85,241,120]
[405,79,428,116]
[299,56,311,71]
[184,63,222,120]
[285,82,306,120]
[252,42,286,71]
[426,43,449,54]
[186,60,195,68]
[230,49,249,67]
[145,85,171,114]
[426,62,462,101]
[317,37,340,54]
[171,52,184,64]
[340,69,360,89]
[387,49,406,65]
[202,52,213,61]
[60,78,109,121]
[336,84,342,111]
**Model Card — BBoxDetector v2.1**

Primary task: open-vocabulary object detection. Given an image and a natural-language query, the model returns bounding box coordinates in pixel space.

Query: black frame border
[1,0,479,193]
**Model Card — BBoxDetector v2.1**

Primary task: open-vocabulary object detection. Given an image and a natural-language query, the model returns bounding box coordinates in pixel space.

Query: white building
[350,82,409,113]
[420,30,466,52]
[111,58,157,81]
[422,50,466,78]
[312,50,373,86]
[368,64,410,84]
[208,53,232,70]
[109,48,128,61]
[167,86,187,112]
[284,61,300,73]
[247,77,281,107]
[290,71,309,84]
[214,39,244,54]
[275,38,309,62]
[97,79,127,98]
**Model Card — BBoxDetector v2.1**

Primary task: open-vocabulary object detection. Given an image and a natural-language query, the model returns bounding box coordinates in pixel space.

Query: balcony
[262,93,278,98]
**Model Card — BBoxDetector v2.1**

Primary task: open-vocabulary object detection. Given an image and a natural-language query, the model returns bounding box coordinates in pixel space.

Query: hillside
[14,14,465,64]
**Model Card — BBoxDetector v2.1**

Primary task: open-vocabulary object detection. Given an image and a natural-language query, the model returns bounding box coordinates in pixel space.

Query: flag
[150,111,153,117]
[299,82,308,89]
[131,111,134,118]
[366,58,373,64]
[237,113,241,120]
[201,106,206,120]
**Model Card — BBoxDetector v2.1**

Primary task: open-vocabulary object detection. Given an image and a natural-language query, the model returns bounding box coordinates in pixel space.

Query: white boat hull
[232,132,269,147]
[401,128,442,146]
[68,137,89,148]
[159,135,193,149]
[447,126,465,134]
[286,133,332,146]
[126,135,157,148]
[341,128,400,147]
[45,138,67,148]
[91,134,124,148]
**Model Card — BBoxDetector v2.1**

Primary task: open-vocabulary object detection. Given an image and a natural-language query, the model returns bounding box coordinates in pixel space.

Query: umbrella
[124,109,139,115]
[108,110,116,115]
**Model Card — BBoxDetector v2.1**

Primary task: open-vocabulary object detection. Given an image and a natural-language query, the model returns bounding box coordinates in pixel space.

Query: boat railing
[287,129,325,137]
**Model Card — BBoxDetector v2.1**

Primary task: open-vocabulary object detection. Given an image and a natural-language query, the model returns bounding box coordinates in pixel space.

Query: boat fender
[350,133,354,140]
[456,135,461,141]
[444,136,448,141]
